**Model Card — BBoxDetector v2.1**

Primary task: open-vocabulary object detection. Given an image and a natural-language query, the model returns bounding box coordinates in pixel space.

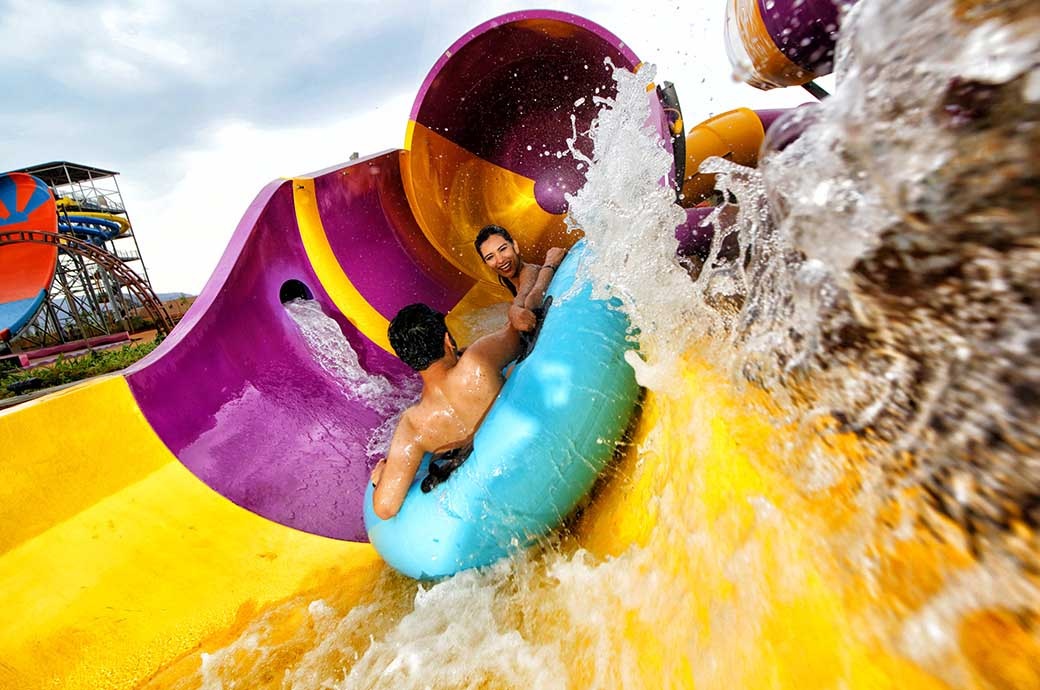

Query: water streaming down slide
[2,3,1038,689]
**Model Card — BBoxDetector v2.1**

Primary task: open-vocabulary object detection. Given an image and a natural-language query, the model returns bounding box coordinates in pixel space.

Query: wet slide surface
[0,376,381,690]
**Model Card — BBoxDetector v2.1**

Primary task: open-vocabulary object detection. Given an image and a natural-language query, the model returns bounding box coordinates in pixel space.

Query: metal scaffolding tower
[2,162,171,349]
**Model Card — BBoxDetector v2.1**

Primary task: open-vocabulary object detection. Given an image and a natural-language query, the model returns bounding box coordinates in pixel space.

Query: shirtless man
[475,225,567,332]
[370,303,523,520]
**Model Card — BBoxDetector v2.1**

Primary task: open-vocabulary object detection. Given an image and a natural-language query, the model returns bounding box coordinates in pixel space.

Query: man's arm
[506,264,540,332]
[464,321,524,374]
[372,415,426,520]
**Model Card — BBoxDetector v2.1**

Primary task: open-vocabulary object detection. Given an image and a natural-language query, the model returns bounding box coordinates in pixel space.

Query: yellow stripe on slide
[0,375,380,690]
[293,177,393,353]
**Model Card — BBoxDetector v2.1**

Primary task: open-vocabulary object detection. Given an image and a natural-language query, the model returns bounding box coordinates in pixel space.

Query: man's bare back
[371,306,522,520]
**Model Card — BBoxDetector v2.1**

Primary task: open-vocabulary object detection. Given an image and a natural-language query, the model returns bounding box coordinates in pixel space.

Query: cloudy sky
[0,0,817,293]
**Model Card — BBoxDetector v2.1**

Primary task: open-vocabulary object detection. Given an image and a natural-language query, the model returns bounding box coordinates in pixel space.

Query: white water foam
[286,298,418,459]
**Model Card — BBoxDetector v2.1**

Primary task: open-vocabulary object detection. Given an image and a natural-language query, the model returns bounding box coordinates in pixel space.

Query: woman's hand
[544,246,567,268]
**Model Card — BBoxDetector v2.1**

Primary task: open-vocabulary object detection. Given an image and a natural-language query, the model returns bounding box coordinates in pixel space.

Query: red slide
[0,173,58,341]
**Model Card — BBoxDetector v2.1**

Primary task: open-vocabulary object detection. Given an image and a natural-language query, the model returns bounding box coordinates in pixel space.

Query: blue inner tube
[363,241,641,579]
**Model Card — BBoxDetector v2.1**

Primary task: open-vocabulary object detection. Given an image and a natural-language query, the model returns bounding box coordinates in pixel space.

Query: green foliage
[1,337,164,399]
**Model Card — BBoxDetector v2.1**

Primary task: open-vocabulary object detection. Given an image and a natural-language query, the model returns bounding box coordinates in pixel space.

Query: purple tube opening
[410,11,663,216]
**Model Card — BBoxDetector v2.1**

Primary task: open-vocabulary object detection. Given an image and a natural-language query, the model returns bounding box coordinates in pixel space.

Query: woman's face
[479,234,521,280]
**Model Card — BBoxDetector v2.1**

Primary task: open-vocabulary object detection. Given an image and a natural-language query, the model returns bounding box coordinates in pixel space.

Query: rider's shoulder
[455,348,497,380]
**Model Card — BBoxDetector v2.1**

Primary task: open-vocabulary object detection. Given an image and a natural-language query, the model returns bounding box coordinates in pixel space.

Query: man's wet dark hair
[474,225,514,257]
[388,303,449,371]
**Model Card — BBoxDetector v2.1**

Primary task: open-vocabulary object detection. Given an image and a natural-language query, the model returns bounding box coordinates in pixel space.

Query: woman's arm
[521,246,567,310]
[506,247,568,330]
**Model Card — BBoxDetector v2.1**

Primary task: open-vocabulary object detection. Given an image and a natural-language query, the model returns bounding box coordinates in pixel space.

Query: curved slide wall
[126,151,471,542]
[403,10,670,281]
[0,150,474,690]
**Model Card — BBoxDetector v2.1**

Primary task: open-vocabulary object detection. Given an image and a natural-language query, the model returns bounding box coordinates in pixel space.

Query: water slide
[61,210,131,234]
[2,7,1034,690]
[58,214,126,244]
[57,195,126,215]
[0,173,59,342]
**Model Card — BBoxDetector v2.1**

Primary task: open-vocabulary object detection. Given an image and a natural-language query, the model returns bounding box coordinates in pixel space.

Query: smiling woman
[476,224,525,291]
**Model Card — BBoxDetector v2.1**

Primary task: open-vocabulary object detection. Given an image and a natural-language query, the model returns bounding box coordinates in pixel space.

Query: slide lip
[127,176,286,374]
[409,9,640,124]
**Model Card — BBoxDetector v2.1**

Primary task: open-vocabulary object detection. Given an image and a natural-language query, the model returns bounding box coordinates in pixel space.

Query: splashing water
[286,299,392,406]
[150,1,1039,688]
[694,0,1040,570]
[565,60,693,392]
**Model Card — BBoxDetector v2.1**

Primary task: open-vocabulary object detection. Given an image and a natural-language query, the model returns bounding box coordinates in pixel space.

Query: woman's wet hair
[474,224,513,256]
[388,303,449,371]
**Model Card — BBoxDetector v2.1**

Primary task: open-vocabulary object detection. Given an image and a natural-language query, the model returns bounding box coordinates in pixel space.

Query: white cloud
[0,0,205,91]
[82,51,149,87]
[96,1,209,81]
[0,0,84,59]
[125,89,414,293]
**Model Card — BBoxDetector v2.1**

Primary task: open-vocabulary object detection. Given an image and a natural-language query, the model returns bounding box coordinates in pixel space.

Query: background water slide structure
[0,167,175,355]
